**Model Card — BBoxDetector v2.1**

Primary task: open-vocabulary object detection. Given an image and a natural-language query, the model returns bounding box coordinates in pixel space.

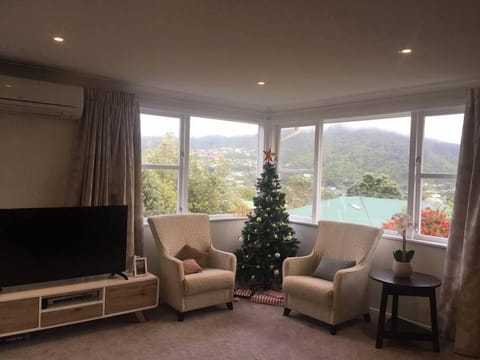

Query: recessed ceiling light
[257,81,266,86]
[4,84,13,88]
[53,36,64,43]
[398,48,412,54]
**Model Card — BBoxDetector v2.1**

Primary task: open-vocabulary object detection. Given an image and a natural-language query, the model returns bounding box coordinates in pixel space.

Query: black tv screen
[0,205,127,288]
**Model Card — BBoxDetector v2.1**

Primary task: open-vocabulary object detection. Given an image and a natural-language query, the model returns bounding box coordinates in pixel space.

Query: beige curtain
[439,88,480,357]
[66,88,143,271]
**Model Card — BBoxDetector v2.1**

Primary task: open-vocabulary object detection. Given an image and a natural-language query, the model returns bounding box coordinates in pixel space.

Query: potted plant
[391,212,414,277]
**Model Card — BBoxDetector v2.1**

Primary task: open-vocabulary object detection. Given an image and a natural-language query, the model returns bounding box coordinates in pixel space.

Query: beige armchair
[283,220,383,334]
[148,214,236,321]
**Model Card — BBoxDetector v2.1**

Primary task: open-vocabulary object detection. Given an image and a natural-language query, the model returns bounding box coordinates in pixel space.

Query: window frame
[274,122,321,222]
[140,109,261,217]
[411,108,463,244]
[273,108,463,245]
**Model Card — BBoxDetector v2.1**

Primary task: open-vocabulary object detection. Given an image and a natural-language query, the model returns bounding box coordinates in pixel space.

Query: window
[415,113,463,241]
[320,116,411,227]
[140,113,259,217]
[274,109,463,243]
[277,126,317,219]
[141,114,181,216]
[189,117,258,216]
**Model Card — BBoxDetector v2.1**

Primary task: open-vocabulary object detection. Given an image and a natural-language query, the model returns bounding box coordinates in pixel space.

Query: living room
[1,1,479,359]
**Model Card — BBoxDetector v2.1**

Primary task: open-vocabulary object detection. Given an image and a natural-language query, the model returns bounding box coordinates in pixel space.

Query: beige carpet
[0,299,461,360]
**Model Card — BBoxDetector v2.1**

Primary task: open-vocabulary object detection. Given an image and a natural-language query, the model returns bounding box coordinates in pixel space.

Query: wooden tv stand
[0,273,159,338]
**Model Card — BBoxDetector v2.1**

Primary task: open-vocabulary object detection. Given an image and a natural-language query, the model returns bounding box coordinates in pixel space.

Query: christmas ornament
[274,269,280,276]
[263,147,277,162]
[275,252,281,258]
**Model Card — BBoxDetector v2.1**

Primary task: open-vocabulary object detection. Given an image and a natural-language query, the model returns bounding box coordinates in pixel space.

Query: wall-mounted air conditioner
[0,75,83,119]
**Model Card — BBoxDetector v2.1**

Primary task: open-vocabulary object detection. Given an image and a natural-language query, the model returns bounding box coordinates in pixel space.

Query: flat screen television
[0,205,127,289]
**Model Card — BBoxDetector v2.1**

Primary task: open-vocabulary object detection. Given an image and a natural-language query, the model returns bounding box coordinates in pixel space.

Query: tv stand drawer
[0,298,39,334]
[105,279,158,315]
[41,303,103,327]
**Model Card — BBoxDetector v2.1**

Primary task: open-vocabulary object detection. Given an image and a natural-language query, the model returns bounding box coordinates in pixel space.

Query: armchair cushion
[176,244,208,267]
[184,268,235,296]
[312,257,356,281]
[182,259,203,275]
[283,275,333,306]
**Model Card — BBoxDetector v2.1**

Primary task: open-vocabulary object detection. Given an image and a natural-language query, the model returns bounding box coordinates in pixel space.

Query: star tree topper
[263,147,277,163]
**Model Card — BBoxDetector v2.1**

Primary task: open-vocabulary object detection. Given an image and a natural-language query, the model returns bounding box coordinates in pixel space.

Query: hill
[142,126,459,191]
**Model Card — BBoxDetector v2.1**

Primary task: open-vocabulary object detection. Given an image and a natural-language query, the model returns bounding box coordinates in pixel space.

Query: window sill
[143,215,247,225]
[208,214,247,222]
[382,233,447,249]
[288,219,448,250]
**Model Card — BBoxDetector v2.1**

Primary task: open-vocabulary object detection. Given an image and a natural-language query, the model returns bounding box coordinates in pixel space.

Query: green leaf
[393,249,414,262]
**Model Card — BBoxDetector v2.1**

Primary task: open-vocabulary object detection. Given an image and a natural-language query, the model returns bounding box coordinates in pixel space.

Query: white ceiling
[1,0,480,111]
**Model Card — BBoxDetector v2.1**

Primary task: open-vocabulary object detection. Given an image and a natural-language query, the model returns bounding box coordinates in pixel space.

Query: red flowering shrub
[381,207,450,238]
[421,207,450,238]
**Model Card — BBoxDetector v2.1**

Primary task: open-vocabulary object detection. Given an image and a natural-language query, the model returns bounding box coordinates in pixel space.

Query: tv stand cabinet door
[0,298,39,335]
[104,278,158,315]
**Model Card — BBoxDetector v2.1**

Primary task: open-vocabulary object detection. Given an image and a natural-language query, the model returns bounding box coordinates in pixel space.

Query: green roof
[289,196,407,227]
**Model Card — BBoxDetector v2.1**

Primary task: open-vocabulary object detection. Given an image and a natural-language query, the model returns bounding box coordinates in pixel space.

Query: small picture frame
[134,256,148,277]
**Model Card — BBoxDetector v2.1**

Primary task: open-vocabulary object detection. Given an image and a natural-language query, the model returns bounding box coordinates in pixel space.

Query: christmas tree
[235,148,300,289]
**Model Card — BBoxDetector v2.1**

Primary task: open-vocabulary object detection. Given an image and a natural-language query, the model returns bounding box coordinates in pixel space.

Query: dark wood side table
[370,269,441,352]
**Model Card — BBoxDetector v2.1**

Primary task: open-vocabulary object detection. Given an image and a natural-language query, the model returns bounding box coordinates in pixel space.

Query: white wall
[0,112,75,207]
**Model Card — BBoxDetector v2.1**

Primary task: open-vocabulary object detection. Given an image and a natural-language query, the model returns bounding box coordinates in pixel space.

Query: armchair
[283,220,383,334]
[148,214,236,321]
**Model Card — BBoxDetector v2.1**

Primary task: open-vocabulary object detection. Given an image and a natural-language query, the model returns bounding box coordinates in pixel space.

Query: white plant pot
[392,260,412,278]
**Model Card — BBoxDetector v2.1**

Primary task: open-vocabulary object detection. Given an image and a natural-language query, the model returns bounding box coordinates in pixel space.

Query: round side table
[370,269,441,352]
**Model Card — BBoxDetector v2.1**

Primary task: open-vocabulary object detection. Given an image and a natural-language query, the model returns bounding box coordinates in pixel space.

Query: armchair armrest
[283,253,317,277]
[158,254,185,305]
[159,254,185,280]
[208,247,236,272]
[331,263,370,323]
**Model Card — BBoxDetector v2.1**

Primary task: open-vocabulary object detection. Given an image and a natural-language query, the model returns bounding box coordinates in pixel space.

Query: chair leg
[363,312,371,322]
[330,325,337,335]
[226,302,233,310]
[177,311,184,322]
[283,307,291,316]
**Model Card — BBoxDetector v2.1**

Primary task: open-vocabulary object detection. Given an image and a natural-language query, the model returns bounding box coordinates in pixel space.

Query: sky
[140,114,258,137]
[325,114,463,144]
[141,113,463,144]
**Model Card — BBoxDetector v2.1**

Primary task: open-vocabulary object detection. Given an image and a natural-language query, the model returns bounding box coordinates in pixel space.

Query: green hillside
[142,126,460,192]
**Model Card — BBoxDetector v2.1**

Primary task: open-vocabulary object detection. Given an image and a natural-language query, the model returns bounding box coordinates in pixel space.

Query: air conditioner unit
[0,75,83,119]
